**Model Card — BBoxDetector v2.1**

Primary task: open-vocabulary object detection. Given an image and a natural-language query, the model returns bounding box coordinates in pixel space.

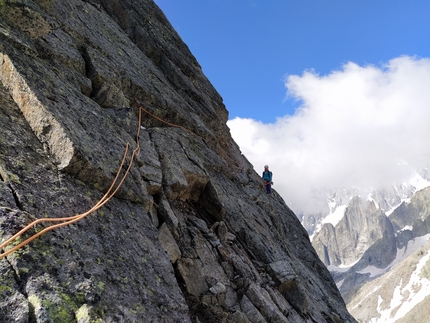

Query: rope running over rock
[134,97,202,139]
[133,98,247,174]
[0,106,148,259]
[0,100,236,258]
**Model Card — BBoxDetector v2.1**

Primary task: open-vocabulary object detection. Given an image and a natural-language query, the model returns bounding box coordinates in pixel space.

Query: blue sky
[154,0,430,123]
[154,1,430,214]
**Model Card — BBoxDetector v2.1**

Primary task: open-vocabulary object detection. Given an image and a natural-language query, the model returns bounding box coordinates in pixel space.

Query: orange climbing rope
[0,105,146,259]
[0,99,228,259]
[134,98,246,173]
[134,97,202,139]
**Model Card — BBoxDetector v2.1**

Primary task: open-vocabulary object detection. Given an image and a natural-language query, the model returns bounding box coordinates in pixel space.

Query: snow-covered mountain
[348,237,430,323]
[299,172,430,239]
[297,171,430,322]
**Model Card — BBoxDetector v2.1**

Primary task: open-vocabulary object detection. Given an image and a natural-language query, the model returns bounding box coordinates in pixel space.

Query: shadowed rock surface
[0,1,356,322]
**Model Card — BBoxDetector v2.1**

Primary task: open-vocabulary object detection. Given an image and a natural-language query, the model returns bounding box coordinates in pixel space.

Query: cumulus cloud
[228,56,430,213]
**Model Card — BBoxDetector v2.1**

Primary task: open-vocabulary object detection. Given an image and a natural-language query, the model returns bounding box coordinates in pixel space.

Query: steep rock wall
[0,1,356,322]
[312,197,397,302]
[312,188,430,305]
[313,197,396,268]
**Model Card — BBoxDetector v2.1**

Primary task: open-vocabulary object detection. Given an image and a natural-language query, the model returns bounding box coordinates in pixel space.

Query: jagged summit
[308,176,430,321]
[0,1,356,322]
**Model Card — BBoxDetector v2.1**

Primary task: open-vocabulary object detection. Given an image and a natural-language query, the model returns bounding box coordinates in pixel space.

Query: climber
[262,165,273,194]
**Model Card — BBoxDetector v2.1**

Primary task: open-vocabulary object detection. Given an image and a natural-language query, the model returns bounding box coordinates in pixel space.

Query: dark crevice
[3,255,18,281]
[8,183,24,211]
[172,267,195,322]
[80,46,91,79]
[28,302,37,323]
[79,45,95,97]
[3,249,35,323]
[3,253,27,302]
[172,263,221,323]
[190,201,217,227]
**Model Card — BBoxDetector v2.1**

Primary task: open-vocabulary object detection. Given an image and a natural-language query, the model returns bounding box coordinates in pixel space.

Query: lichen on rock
[0,1,357,322]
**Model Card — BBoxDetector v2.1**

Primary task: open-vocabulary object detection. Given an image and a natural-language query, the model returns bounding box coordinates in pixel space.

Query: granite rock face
[313,197,397,268]
[312,187,430,308]
[312,197,399,303]
[0,1,356,322]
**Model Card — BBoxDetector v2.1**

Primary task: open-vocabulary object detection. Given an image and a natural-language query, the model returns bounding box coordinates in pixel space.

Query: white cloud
[228,56,430,213]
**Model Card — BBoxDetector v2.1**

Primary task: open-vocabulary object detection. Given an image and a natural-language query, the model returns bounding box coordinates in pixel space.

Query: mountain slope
[347,238,430,323]
[0,1,355,322]
[308,182,430,321]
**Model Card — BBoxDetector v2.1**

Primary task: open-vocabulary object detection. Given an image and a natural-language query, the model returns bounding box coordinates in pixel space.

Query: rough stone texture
[312,196,399,302]
[342,187,430,321]
[312,188,430,306]
[389,187,430,243]
[348,239,430,323]
[158,222,181,264]
[313,197,396,268]
[0,1,356,322]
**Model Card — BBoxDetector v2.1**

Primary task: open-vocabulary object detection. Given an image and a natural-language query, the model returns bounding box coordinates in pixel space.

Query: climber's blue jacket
[262,171,272,182]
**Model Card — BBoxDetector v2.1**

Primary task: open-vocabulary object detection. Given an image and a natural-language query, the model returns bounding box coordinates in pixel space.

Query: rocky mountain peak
[0,1,356,322]
[310,182,430,320]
